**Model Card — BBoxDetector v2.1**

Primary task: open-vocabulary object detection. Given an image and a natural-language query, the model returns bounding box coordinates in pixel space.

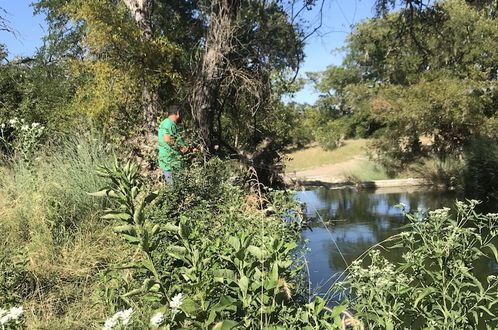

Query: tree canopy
[310,0,498,169]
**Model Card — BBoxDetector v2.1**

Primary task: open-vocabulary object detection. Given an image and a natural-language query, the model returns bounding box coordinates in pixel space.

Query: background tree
[191,1,305,164]
[308,0,498,170]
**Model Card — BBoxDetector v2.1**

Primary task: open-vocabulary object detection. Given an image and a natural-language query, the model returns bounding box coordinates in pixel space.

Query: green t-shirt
[158,118,185,171]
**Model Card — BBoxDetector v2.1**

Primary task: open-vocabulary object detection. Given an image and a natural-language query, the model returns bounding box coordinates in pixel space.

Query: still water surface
[297,187,498,295]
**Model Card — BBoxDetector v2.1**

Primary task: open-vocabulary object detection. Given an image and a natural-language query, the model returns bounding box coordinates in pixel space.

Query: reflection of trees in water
[307,188,460,224]
[301,188,462,286]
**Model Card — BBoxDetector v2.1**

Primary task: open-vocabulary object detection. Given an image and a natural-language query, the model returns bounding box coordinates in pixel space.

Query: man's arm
[163,133,174,146]
[163,133,189,153]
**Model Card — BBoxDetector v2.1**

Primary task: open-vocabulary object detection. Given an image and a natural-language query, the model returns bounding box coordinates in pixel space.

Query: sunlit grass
[0,134,130,328]
[342,159,391,181]
[284,139,368,172]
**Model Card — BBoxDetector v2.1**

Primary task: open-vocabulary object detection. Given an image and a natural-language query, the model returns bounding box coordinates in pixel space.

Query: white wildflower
[31,122,40,128]
[102,308,134,330]
[8,118,17,125]
[1,123,5,129]
[103,316,118,330]
[21,125,29,131]
[0,308,9,325]
[0,306,24,325]
[169,293,183,312]
[120,308,133,325]
[8,306,23,320]
[150,312,164,327]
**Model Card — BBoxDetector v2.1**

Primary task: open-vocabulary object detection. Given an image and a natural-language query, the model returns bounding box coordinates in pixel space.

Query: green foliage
[0,45,83,135]
[0,117,45,163]
[61,0,182,132]
[341,201,498,329]
[309,0,498,172]
[0,252,33,308]
[31,0,307,155]
[313,120,346,151]
[410,156,465,189]
[91,158,351,328]
[464,138,498,201]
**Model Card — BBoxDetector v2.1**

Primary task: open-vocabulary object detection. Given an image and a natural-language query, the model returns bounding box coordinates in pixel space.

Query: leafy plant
[341,201,498,329]
[93,157,355,328]
[0,252,34,308]
[90,158,168,307]
[0,117,45,163]
[410,156,465,189]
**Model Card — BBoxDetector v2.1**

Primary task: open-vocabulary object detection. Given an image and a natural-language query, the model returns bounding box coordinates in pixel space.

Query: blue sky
[0,1,46,57]
[291,0,376,103]
[0,0,376,104]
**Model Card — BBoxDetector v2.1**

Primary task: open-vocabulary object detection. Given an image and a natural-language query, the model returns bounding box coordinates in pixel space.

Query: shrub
[315,120,349,151]
[410,155,465,189]
[92,158,353,329]
[464,138,498,201]
[0,117,45,163]
[340,201,498,329]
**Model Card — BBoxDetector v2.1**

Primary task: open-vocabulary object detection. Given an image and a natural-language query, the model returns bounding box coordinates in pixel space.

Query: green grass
[0,134,130,328]
[284,139,368,172]
[342,159,390,181]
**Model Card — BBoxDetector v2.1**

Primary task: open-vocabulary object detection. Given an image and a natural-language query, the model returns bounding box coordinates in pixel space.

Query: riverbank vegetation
[0,134,356,328]
[340,201,498,329]
[1,0,498,328]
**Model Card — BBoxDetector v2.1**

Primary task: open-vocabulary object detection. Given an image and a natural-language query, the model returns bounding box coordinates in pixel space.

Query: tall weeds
[410,156,464,189]
[0,133,129,328]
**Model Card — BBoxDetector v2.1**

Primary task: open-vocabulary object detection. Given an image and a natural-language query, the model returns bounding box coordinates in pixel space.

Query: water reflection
[298,187,465,294]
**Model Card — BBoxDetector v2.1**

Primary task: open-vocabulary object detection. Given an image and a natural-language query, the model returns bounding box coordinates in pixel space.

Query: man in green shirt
[158,105,189,182]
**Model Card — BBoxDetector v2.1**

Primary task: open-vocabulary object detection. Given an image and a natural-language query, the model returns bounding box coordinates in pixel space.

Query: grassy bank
[285,140,398,181]
[0,136,130,328]
[284,139,368,172]
[0,135,351,328]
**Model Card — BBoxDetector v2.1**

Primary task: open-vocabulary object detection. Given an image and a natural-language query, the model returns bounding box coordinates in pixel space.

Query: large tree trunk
[191,0,239,151]
[122,0,159,132]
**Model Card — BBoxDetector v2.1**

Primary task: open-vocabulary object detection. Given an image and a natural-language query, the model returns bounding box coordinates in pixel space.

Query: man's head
[167,105,181,122]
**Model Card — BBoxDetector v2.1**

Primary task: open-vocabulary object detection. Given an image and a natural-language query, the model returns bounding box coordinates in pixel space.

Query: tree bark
[191,0,239,151]
[122,0,159,132]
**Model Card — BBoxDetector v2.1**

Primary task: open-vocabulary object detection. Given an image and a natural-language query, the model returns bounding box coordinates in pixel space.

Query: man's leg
[163,170,173,184]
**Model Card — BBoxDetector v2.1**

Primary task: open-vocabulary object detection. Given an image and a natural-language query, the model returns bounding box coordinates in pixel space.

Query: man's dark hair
[167,104,181,116]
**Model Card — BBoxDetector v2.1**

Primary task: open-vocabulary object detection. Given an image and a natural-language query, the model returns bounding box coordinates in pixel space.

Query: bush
[315,120,349,151]
[464,138,498,201]
[91,158,352,329]
[340,201,498,329]
[410,155,465,189]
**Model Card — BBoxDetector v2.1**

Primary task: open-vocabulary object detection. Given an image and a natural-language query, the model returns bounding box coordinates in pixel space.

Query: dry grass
[0,135,131,328]
[284,139,369,172]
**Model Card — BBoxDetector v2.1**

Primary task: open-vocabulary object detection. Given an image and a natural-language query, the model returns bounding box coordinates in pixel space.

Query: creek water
[297,187,498,296]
